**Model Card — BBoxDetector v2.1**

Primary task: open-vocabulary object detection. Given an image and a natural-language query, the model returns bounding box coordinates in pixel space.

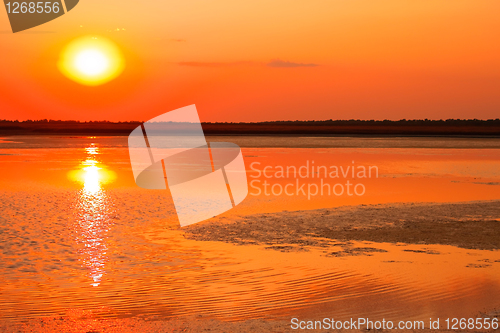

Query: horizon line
[1,118,500,124]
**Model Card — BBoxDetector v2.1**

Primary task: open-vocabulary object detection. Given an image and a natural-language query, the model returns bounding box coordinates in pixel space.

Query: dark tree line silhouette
[0,118,499,136]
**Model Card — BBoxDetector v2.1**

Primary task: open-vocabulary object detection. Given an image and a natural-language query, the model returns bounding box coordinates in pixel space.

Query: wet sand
[185,200,500,251]
[2,312,500,332]
[2,196,500,332]
[0,315,291,333]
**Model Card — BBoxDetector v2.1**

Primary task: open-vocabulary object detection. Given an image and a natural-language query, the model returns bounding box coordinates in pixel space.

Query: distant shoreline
[1,119,500,137]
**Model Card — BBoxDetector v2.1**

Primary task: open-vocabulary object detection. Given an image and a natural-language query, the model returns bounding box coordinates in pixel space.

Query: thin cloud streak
[266,59,319,68]
[177,59,319,68]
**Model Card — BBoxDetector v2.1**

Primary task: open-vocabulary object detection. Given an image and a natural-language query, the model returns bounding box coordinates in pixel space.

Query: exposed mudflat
[184,201,500,251]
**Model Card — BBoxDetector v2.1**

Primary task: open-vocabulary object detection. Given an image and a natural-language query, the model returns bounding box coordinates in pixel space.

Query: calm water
[0,135,499,323]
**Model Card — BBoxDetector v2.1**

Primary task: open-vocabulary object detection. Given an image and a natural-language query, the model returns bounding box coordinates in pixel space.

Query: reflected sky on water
[0,136,498,323]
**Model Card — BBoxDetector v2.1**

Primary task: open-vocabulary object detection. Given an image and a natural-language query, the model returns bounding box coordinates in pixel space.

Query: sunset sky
[1,0,499,122]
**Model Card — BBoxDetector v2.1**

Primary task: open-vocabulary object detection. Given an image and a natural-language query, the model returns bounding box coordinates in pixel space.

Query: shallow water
[0,135,499,324]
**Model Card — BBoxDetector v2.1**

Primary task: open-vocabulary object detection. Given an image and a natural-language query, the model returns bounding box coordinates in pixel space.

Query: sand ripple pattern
[1,190,500,323]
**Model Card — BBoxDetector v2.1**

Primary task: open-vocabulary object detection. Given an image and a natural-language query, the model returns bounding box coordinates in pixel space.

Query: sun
[58,36,125,86]
[75,49,109,76]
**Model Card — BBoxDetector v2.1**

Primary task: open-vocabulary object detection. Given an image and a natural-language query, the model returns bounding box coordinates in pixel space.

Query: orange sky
[1,0,499,122]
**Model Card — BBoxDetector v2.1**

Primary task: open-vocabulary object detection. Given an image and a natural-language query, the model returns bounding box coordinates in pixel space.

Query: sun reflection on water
[72,143,115,287]
[82,160,101,194]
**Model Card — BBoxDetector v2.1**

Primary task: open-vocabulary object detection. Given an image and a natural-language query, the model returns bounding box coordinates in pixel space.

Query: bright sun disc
[58,36,125,86]
[75,49,109,76]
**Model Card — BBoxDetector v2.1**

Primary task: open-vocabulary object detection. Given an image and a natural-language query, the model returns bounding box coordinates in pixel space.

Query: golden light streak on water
[73,143,115,287]
[82,165,101,194]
